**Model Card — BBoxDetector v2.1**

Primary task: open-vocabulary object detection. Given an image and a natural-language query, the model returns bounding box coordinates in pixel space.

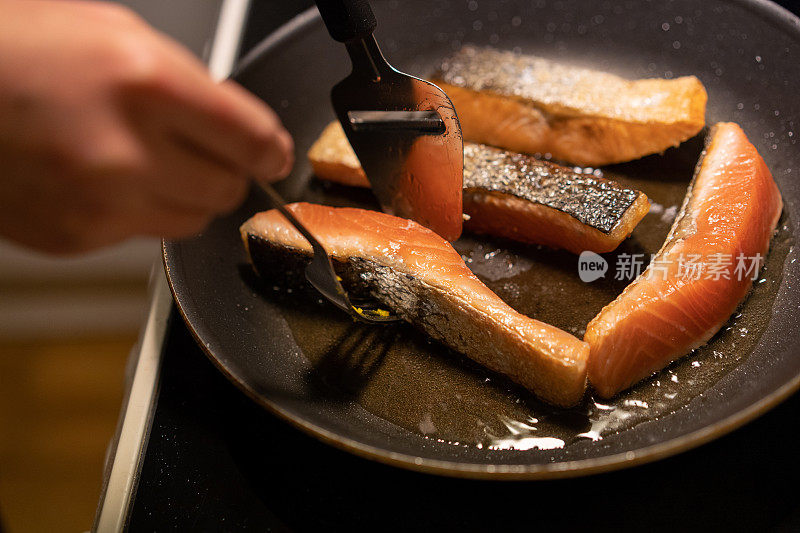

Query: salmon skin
[309,121,650,254]
[462,143,649,254]
[432,46,707,166]
[585,123,783,398]
[241,203,589,407]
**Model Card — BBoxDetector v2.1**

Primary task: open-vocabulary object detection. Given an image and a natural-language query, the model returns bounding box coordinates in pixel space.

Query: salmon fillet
[308,121,369,188]
[241,203,589,407]
[585,123,783,398]
[432,46,707,166]
[309,121,649,254]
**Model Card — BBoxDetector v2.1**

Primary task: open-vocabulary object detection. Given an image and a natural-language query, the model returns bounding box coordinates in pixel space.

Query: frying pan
[163,0,800,478]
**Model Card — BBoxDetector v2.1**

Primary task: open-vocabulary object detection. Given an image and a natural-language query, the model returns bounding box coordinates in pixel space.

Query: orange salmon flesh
[309,121,650,254]
[434,45,708,166]
[241,202,590,406]
[584,123,783,398]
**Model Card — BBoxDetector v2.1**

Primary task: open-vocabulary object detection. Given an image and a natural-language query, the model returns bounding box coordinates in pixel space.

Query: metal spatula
[314,0,464,242]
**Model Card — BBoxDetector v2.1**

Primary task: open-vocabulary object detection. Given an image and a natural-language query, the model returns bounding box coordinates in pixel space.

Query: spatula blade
[331,40,463,241]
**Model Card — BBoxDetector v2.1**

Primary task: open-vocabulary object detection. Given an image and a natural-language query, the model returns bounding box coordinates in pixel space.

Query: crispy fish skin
[308,121,649,253]
[433,46,707,166]
[461,143,650,253]
[584,123,783,398]
[241,202,589,407]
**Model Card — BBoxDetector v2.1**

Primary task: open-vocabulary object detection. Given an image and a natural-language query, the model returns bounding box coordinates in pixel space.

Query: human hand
[0,0,294,254]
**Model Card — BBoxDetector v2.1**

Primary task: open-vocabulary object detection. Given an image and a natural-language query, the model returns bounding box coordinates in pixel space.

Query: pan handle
[314,0,376,42]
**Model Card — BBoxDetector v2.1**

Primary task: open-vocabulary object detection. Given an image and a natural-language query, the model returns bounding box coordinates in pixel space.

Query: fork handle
[314,0,376,42]
[259,183,326,255]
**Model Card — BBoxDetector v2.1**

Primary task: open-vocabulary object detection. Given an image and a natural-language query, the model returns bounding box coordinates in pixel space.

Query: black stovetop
[126,1,800,530]
[127,311,800,531]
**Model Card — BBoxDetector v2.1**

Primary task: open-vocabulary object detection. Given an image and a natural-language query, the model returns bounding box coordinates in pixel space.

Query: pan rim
[163,0,800,480]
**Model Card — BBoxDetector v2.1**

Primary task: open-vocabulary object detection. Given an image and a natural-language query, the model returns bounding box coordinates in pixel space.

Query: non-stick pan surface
[163,0,800,478]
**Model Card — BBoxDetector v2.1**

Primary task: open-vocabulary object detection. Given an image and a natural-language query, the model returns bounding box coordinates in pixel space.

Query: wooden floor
[0,336,135,533]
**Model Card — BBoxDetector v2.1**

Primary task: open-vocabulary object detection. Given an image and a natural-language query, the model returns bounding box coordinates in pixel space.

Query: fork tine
[260,183,401,324]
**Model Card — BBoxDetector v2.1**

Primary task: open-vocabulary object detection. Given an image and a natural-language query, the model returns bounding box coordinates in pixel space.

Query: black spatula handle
[315,0,376,42]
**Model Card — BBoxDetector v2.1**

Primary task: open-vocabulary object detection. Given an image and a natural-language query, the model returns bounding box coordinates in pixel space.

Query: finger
[122,38,295,181]
[174,96,295,184]
[141,138,250,213]
[133,200,214,240]
[211,80,296,180]
[96,190,216,242]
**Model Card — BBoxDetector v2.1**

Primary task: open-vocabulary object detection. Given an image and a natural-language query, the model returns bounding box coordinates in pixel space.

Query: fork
[260,184,400,324]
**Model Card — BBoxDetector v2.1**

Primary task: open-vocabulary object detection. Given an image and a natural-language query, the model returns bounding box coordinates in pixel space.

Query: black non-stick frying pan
[163,0,800,478]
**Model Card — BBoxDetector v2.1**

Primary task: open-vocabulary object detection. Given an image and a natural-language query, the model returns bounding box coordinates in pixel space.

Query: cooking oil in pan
[272,146,793,451]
